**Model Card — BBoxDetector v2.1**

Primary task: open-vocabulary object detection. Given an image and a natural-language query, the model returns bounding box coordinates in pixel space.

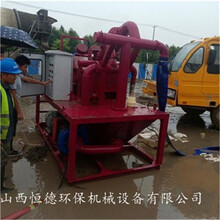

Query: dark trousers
[1,141,11,188]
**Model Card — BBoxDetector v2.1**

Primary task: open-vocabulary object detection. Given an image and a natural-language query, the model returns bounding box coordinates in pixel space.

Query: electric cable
[5,0,201,40]
[136,126,159,150]
[136,140,158,150]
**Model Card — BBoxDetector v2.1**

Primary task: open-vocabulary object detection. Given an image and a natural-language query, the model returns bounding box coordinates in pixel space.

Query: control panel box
[45,50,73,100]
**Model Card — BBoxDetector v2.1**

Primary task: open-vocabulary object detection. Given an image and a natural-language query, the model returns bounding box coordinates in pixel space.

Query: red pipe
[100,45,115,67]
[109,21,141,66]
[118,21,141,65]
[77,145,123,154]
[130,65,137,84]
[129,65,137,96]
[76,67,83,97]
[81,64,98,105]
[109,21,140,38]
[97,22,141,68]
[78,59,97,68]
[88,44,101,60]
[2,200,43,220]
[108,50,117,67]
[115,42,131,109]
[94,32,168,58]
[155,40,169,58]
[93,26,168,109]
[76,61,98,98]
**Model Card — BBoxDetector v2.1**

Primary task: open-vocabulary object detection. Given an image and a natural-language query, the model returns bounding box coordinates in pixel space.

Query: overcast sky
[1,0,219,46]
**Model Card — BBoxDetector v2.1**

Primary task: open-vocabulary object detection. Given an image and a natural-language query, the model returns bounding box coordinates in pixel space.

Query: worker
[10,55,51,155]
[1,58,22,193]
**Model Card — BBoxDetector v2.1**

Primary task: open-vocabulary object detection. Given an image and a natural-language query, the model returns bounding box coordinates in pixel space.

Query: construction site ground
[1,81,219,219]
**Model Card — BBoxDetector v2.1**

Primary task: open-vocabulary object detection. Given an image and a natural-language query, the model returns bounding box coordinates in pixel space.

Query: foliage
[135,50,160,63]
[49,26,97,53]
[49,26,80,53]
[168,45,181,60]
[83,35,96,47]
[49,26,61,48]
[135,45,180,64]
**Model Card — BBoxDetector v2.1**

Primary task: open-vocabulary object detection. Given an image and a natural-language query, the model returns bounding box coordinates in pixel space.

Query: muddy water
[1,88,219,219]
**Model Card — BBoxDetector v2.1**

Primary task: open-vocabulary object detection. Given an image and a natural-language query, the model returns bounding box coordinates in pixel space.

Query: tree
[135,45,180,64]
[168,45,181,61]
[67,28,80,52]
[49,26,80,52]
[48,26,60,48]
[59,25,66,35]
[136,50,160,64]
[83,35,96,47]
[51,38,70,51]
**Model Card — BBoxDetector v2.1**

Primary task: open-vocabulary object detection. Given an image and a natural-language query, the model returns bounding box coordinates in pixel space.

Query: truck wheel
[181,107,205,115]
[210,106,219,130]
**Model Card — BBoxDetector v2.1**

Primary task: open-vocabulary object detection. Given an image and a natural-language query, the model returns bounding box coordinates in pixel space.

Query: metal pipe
[101,21,141,67]
[78,59,97,68]
[2,200,43,220]
[94,32,168,58]
[77,145,123,154]
[100,45,115,67]
[129,65,137,96]
[109,21,141,66]
[117,22,141,65]
[152,25,157,40]
[81,64,97,105]
[109,21,140,38]
[115,43,131,109]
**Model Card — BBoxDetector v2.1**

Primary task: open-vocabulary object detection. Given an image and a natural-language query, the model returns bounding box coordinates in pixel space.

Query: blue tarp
[193,146,219,155]
[156,57,169,112]
[128,63,146,79]
[138,63,146,79]
[152,64,157,80]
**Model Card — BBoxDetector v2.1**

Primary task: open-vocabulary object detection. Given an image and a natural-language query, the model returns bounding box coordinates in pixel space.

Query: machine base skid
[36,96,169,183]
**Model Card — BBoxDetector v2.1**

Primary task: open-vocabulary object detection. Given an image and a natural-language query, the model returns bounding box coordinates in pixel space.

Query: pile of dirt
[25,146,48,162]
[136,95,157,106]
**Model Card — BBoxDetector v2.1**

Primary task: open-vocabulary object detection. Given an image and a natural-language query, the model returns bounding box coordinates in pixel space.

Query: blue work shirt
[0,82,15,144]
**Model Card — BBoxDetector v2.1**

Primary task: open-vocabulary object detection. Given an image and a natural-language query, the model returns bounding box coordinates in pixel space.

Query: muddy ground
[1,81,219,219]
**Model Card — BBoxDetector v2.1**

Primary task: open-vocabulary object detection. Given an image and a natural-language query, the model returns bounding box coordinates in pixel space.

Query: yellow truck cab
[142,36,220,129]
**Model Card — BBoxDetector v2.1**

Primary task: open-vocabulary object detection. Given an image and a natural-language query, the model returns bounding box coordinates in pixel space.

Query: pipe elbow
[109,21,140,39]
[93,31,103,43]
[130,65,137,83]
[82,63,97,78]
[155,40,169,58]
[121,21,140,38]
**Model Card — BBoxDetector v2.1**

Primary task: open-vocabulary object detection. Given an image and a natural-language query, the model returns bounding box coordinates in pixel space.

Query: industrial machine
[1,7,57,51]
[142,37,220,129]
[22,21,169,183]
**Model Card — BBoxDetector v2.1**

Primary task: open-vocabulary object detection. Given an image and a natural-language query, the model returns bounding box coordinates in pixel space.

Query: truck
[142,36,220,129]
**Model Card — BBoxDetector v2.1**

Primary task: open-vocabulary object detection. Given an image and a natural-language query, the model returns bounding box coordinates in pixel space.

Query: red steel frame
[35,21,170,183]
[35,95,169,183]
[60,35,89,51]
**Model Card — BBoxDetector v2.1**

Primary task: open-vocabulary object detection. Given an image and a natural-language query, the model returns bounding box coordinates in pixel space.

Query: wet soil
[1,81,219,219]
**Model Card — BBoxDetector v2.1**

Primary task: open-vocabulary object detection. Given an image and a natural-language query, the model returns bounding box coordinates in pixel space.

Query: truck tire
[181,107,205,115]
[210,106,220,130]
